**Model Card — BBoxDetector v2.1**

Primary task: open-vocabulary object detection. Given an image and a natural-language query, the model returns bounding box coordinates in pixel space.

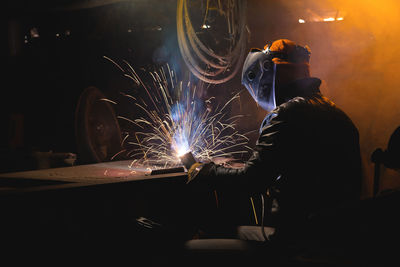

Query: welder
[133,39,362,266]
[186,39,362,246]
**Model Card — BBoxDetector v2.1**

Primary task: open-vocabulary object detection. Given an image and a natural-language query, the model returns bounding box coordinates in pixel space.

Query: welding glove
[187,162,205,183]
[186,161,218,192]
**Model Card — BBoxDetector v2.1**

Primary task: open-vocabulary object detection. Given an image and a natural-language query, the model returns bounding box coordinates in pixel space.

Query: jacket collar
[277,77,321,104]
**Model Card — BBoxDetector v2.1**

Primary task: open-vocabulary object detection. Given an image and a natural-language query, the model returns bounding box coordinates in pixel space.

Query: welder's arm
[187,115,286,193]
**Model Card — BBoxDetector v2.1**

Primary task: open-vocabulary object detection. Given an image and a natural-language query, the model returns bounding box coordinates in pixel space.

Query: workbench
[0,160,189,264]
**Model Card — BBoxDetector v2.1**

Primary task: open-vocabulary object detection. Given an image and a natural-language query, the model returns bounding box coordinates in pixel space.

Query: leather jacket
[188,77,362,241]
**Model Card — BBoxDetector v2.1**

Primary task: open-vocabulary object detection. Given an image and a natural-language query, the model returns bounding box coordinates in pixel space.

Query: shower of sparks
[104,56,252,168]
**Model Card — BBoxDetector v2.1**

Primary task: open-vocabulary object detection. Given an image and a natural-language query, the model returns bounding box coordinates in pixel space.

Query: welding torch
[179,151,197,170]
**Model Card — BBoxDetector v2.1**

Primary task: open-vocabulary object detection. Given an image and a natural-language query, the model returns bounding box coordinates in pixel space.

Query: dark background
[1,0,400,199]
[1,0,182,170]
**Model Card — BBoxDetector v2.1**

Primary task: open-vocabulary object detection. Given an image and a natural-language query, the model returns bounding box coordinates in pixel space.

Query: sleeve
[187,110,287,194]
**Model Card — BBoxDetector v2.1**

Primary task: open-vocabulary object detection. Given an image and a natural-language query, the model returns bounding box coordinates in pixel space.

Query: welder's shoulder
[277,95,329,119]
[279,96,314,111]
[258,97,315,135]
[271,97,309,121]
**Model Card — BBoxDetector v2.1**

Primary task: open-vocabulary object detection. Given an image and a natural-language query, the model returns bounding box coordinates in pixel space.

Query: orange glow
[324,0,400,196]
[280,0,400,197]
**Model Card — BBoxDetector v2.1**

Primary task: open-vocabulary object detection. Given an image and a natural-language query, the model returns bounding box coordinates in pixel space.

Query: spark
[99,98,117,105]
[105,57,252,168]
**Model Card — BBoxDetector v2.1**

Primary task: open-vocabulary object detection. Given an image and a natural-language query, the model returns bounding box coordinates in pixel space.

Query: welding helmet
[241,39,311,111]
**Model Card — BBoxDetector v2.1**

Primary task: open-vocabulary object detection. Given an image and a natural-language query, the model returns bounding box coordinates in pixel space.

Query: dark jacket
[190,77,362,242]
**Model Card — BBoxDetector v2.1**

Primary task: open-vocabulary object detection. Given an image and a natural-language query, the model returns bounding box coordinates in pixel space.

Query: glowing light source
[336,17,344,21]
[174,135,190,157]
[323,17,335,22]
[298,19,306,23]
[30,27,39,38]
[177,147,190,157]
[201,24,211,29]
[103,57,251,168]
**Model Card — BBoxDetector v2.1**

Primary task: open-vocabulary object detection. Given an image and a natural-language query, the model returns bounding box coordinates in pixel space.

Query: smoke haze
[243,0,400,198]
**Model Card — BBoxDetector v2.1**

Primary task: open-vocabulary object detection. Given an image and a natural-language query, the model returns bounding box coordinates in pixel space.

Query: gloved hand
[186,161,218,191]
[187,162,204,183]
